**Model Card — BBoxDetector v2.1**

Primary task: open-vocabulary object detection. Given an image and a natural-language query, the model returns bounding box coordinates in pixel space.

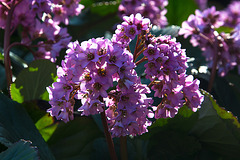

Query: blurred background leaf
[10,59,57,103]
[166,0,198,26]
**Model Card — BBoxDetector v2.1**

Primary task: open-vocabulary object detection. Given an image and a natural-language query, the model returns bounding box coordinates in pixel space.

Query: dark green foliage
[0,93,55,160]
[10,59,57,103]
[0,140,38,160]
[1,0,240,159]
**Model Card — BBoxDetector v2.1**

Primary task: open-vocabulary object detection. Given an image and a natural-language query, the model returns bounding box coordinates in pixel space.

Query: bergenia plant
[47,13,203,159]
[2,0,240,159]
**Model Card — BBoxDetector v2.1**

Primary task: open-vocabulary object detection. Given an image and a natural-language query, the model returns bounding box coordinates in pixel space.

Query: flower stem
[133,35,140,59]
[135,56,147,66]
[207,35,219,93]
[6,42,37,56]
[208,50,218,92]
[100,111,118,160]
[198,32,219,92]
[4,0,16,92]
[120,136,128,160]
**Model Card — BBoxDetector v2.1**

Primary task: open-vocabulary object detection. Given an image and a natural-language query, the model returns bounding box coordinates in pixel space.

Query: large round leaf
[47,116,105,160]
[10,59,57,103]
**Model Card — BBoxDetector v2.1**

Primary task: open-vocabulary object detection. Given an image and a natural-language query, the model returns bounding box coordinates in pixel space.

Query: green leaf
[35,114,58,142]
[0,93,55,160]
[80,0,94,8]
[190,91,240,158]
[166,0,198,26]
[148,105,197,131]
[47,117,104,160]
[145,91,240,159]
[0,65,7,91]
[127,138,149,160]
[10,83,24,103]
[91,1,120,16]
[145,104,200,159]
[215,26,234,34]
[206,91,240,128]
[10,59,57,102]
[0,53,3,61]
[213,75,240,120]
[21,102,47,123]
[0,140,38,160]
[90,138,111,160]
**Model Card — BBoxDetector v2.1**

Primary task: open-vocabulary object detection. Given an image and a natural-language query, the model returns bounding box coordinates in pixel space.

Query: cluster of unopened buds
[0,0,84,62]
[179,1,240,77]
[48,13,204,138]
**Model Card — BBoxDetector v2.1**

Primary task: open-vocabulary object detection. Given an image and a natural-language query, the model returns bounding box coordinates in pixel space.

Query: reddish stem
[127,46,131,52]
[198,32,218,92]
[206,33,219,93]
[207,49,218,92]
[133,35,140,59]
[133,44,145,62]
[100,111,118,160]
[4,0,16,92]
[135,48,146,62]
[6,42,37,56]
[148,79,157,88]
[135,56,147,66]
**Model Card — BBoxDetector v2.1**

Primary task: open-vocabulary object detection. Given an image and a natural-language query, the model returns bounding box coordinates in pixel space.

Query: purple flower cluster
[118,0,168,28]
[143,35,203,118]
[105,71,152,137]
[48,13,203,137]
[48,37,153,137]
[179,3,240,76]
[112,13,151,48]
[195,0,208,10]
[220,1,240,28]
[52,0,84,25]
[0,0,84,62]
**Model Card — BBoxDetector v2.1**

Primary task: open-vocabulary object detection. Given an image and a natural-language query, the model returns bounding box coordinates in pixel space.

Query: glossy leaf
[146,105,200,159]
[0,65,7,91]
[190,91,240,158]
[213,75,240,118]
[0,140,38,160]
[47,116,104,160]
[145,91,240,159]
[0,93,55,160]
